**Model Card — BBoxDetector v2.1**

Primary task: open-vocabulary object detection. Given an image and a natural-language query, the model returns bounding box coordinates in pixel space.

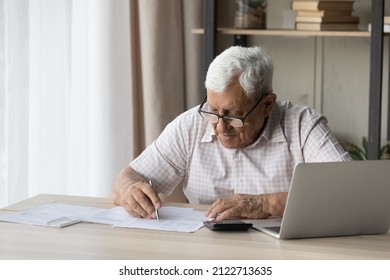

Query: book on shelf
[296,22,359,31]
[297,10,352,17]
[296,15,359,23]
[292,1,355,11]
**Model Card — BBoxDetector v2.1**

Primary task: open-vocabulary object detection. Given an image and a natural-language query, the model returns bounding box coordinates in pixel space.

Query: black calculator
[203,219,253,231]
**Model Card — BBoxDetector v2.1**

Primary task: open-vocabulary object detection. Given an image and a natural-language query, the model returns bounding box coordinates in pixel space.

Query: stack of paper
[0,202,209,233]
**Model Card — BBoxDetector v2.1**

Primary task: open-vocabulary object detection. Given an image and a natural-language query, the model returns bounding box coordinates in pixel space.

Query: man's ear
[263,93,277,117]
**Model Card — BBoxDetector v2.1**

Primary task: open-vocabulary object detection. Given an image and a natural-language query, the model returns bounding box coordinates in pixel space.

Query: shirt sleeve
[130,108,199,195]
[302,115,352,162]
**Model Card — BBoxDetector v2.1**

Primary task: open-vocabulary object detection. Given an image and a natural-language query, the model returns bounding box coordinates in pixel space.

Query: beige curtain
[130,0,203,156]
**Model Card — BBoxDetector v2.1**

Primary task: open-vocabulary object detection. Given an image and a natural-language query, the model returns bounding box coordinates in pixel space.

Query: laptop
[252,160,390,239]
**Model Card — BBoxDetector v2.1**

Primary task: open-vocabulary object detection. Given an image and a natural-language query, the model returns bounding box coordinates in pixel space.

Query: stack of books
[292,0,359,31]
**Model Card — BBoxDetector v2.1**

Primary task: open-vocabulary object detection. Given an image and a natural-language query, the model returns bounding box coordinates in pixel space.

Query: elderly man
[112,46,351,221]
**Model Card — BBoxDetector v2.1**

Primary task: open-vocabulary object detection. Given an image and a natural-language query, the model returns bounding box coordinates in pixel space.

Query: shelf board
[192,28,373,37]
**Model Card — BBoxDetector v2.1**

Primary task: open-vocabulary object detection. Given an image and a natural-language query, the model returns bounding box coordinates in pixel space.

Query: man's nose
[216,117,230,131]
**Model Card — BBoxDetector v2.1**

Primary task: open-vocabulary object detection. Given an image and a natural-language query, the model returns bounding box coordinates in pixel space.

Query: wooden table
[1,194,390,260]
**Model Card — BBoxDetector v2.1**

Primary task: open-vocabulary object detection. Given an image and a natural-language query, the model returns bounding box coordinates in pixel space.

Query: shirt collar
[201,123,215,143]
[258,104,287,143]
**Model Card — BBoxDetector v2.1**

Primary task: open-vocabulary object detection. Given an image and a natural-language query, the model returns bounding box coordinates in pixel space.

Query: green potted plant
[344,137,390,160]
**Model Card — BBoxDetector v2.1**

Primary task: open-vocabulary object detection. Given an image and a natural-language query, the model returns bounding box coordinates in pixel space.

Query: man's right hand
[112,166,161,219]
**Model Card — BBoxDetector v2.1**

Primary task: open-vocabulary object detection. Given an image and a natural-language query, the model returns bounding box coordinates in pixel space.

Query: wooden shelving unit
[201,0,388,160]
[193,28,372,37]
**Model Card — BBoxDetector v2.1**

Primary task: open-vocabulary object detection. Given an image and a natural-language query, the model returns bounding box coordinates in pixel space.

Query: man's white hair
[205,46,273,100]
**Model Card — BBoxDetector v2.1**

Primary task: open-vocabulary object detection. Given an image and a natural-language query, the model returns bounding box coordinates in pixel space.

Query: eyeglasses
[197,95,263,128]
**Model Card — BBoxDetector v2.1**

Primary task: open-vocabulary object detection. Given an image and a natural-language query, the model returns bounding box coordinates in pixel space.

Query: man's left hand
[205,192,287,221]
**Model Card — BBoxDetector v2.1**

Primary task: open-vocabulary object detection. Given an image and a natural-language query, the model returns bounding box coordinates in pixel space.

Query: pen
[148,180,159,221]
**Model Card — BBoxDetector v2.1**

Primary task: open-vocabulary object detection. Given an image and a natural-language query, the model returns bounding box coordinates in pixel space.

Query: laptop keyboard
[264,226,281,234]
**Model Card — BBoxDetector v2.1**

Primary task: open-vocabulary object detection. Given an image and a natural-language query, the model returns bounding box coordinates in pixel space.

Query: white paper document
[113,206,207,232]
[0,203,100,228]
[0,202,208,232]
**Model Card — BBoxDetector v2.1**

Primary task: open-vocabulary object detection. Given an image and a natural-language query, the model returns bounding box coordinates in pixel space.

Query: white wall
[216,0,389,147]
